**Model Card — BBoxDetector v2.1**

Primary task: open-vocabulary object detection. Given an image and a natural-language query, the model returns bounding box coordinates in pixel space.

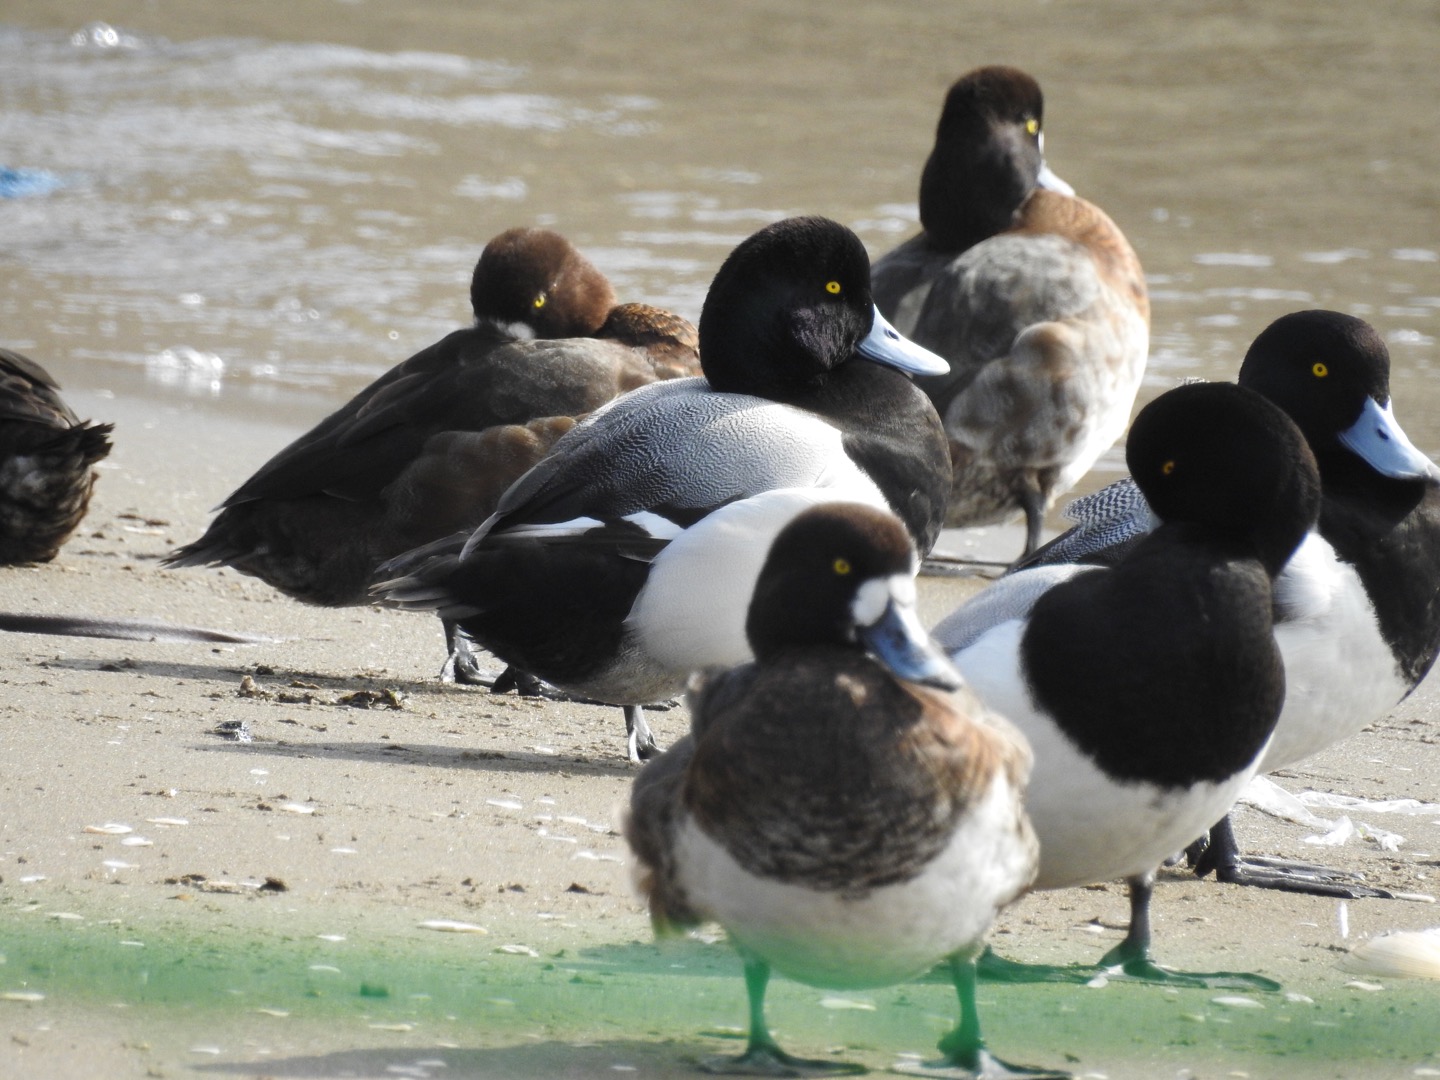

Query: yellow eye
[1312,362,1328,377]
[832,557,851,576]
[1025,118,1039,136]
[1161,460,1176,476]
[533,294,546,309]
[824,280,842,295]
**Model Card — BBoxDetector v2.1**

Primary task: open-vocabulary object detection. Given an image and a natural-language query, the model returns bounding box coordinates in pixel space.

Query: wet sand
[2,389,1439,1080]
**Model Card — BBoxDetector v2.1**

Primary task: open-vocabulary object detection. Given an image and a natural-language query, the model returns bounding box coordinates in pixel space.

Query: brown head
[470,227,617,339]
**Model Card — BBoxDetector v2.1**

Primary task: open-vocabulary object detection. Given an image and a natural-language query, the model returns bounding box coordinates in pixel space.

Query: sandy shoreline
[2,389,1439,1080]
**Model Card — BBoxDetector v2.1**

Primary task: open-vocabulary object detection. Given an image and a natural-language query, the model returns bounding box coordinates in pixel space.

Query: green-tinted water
[4,905,1438,1078]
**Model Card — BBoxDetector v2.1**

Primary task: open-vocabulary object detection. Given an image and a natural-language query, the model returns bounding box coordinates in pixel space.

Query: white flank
[629,489,887,673]
[673,771,1032,989]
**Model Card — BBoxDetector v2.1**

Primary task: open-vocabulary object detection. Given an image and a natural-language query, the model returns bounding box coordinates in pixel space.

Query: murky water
[3,0,1438,476]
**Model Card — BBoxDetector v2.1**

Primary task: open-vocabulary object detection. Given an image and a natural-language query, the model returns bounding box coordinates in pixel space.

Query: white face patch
[852,578,891,627]
[485,318,537,341]
[889,571,916,608]
[851,574,914,628]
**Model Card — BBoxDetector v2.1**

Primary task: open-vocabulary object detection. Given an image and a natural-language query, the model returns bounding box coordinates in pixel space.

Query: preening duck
[0,347,113,565]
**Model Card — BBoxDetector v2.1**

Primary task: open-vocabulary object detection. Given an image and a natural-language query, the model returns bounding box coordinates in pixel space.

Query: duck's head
[470,226,617,340]
[1238,310,1439,484]
[918,65,1074,252]
[745,502,961,690]
[699,216,946,398]
[1126,381,1321,576]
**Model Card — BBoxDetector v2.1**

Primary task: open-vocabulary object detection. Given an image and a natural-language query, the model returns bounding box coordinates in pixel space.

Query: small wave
[1192,252,1274,268]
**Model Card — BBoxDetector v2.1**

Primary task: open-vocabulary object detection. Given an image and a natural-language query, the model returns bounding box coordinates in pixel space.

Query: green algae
[2,907,1438,1078]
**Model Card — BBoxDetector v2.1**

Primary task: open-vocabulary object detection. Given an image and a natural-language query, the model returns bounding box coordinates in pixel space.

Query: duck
[376,216,953,762]
[1017,310,1440,897]
[871,65,1149,558]
[162,226,700,683]
[625,501,1060,1078]
[931,381,1320,982]
[0,347,113,564]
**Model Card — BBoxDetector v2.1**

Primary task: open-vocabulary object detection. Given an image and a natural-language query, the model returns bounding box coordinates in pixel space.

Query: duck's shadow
[37,652,473,698]
[197,735,643,778]
[190,1038,718,1079]
[37,650,674,775]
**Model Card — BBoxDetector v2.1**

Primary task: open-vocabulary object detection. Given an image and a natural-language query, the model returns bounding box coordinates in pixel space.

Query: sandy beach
[2,387,1438,1080]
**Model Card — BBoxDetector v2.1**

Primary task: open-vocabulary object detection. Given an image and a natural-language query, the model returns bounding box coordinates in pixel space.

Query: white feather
[628,489,888,672]
[950,619,1266,891]
[1264,533,1407,770]
[1342,929,1440,979]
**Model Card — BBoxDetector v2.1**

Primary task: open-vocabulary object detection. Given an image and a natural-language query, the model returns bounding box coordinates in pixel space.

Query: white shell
[1341,929,1440,979]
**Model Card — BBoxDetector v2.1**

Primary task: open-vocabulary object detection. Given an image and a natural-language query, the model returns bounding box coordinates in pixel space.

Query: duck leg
[625,704,663,763]
[439,618,490,685]
[1016,479,1046,559]
[1190,814,1401,900]
[895,951,1067,1078]
[1096,871,1281,991]
[489,665,545,696]
[438,622,550,697]
[700,954,863,1076]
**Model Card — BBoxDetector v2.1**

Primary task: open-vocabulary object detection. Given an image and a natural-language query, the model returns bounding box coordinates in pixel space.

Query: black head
[919,66,1050,250]
[1126,382,1321,576]
[1236,310,1437,485]
[1238,311,1388,445]
[745,503,959,688]
[470,227,617,339]
[698,216,876,398]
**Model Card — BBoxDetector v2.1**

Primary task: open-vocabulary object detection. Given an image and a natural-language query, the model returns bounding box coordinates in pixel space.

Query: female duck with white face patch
[627,502,1061,1078]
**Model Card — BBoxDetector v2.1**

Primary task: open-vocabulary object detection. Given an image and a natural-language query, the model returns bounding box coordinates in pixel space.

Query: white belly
[1264,538,1407,770]
[955,621,1264,891]
[674,773,1035,989]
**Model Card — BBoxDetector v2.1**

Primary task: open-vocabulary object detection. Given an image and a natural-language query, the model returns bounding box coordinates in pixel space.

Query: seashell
[417,920,488,934]
[495,944,539,956]
[1211,995,1264,1009]
[1341,928,1440,979]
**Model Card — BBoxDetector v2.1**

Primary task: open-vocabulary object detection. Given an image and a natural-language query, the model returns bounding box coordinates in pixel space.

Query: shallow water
[3,0,1438,480]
